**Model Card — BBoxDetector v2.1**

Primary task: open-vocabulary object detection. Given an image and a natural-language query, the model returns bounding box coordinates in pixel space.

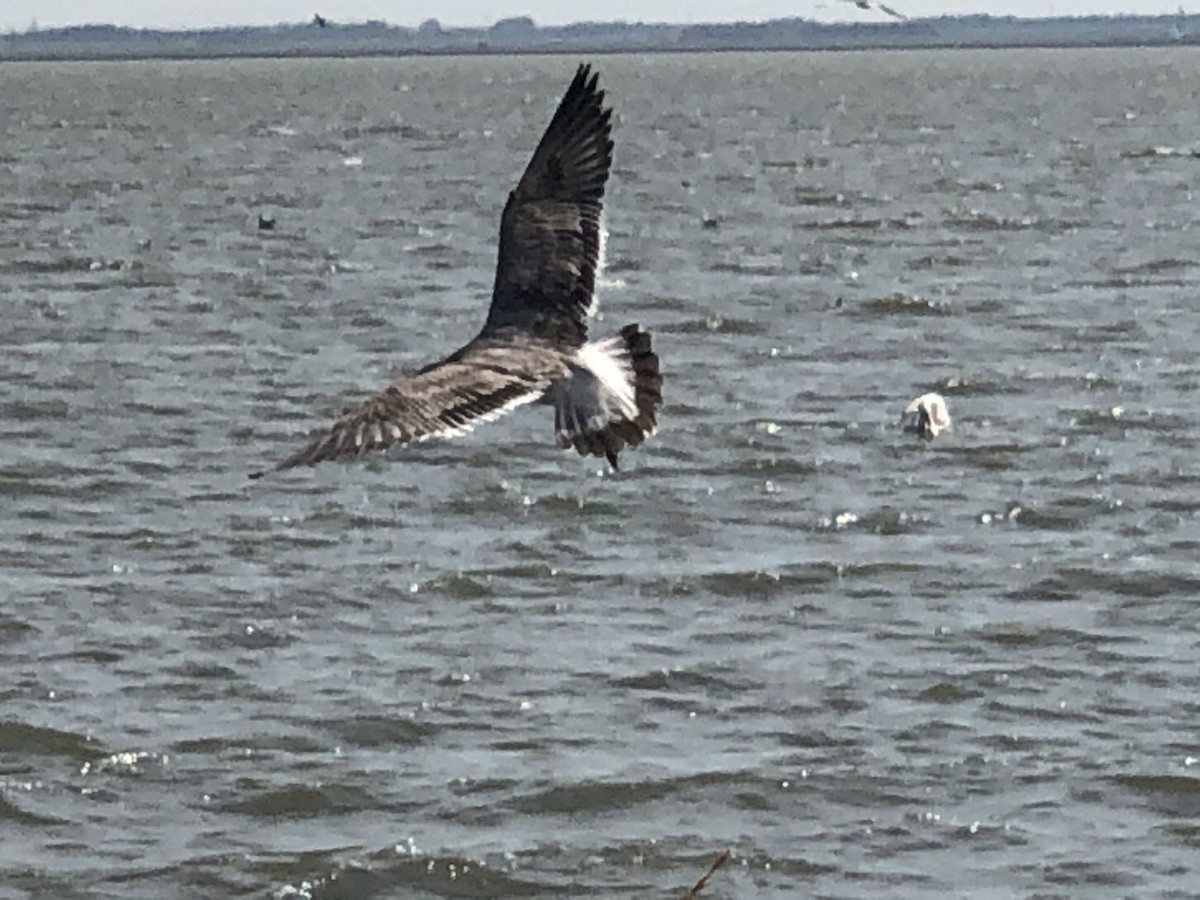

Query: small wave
[221,783,385,819]
[944,211,1085,232]
[1019,370,1116,390]
[205,623,298,651]
[1065,406,1178,433]
[929,176,1005,194]
[79,749,169,778]
[272,849,544,900]
[1114,774,1200,817]
[797,216,884,230]
[699,564,840,599]
[2,256,99,274]
[861,293,953,316]
[164,661,239,680]
[938,376,1021,396]
[1068,274,1187,289]
[815,507,933,535]
[1,399,70,420]
[341,123,428,140]
[0,720,101,758]
[510,770,744,816]
[0,793,66,826]
[0,200,66,221]
[761,158,807,170]
[61,178,144,199]
[1005,576,1080,602]
[944,210,1036,230]
[0,615,34,644]
[249,192,310,209]
[998,497,1121,532]
[914,681,985,704]
[906,253,981,270]
[529,493,621,517]
[602,255,642,273]
[1120,145,1200,159]
[704,260,786,276]
[789,188,855,207]
[416,573,494,599]
[724,456,818,478]
[473,562,558,580]
[975,624,1122,648]
[323,715,438,749]
[53,646,123,664]
[1036,567,1200,600]
[609,666,762,696]
[665,315,766,335]
[1112,257,1197,275]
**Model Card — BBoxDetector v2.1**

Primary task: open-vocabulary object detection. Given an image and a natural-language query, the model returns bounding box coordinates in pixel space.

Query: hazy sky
[1,1,1191,32]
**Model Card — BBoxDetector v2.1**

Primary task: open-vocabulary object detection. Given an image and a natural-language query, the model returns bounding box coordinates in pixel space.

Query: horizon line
[3,9,1194,35]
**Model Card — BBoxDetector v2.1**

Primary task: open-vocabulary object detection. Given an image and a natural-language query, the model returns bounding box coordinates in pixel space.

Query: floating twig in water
[680,849,732,899]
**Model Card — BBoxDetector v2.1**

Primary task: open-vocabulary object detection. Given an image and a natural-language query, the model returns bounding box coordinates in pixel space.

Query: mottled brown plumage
[252,65,661,479]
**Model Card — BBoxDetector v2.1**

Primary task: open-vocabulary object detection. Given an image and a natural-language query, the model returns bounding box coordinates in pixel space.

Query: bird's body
[252,65,661,478]
[901,393,951,440]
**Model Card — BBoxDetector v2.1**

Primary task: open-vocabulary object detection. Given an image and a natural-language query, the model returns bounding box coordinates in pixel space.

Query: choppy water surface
[2,49,1200,897]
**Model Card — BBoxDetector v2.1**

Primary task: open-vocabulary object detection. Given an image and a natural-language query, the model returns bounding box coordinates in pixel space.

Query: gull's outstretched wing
[251,340,567,477]
[482,64,614,349]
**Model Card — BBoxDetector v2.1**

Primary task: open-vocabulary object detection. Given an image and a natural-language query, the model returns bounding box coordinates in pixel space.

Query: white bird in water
[251,64,662,478]
[901,393,951,440]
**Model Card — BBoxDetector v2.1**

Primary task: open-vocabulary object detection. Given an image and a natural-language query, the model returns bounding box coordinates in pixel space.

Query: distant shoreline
[1,43,1197,65]
[1,13,1196,64]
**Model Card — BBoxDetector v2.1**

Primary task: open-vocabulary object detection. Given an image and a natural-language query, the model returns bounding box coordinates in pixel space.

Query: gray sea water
[2,48,1200,898]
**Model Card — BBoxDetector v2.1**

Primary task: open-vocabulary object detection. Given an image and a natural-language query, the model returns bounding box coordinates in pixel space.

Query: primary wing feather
[483,64,614,348]
[252,65,620,478]
[251,340,566,477]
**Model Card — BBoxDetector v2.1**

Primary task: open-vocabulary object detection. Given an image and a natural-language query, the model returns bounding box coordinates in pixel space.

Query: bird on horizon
[839,0,908,20]
[251,65,662,478]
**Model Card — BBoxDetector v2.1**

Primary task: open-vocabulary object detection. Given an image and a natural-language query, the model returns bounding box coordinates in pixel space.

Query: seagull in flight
[252,65,662,478]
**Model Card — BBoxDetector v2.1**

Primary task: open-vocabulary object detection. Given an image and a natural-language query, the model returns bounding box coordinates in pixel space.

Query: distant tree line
[1,12,1196,61]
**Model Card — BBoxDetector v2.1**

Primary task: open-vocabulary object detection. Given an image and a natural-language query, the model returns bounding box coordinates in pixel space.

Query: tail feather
[554,323,662,470]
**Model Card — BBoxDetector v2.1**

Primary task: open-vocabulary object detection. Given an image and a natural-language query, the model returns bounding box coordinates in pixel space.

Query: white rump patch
[575,338,637,422]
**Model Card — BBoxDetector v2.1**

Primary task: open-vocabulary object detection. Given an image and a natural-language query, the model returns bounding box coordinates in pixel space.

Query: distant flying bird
[840,0,908,20]
[257,214,276,231]
[251,65,662,478]
[901,393,951,440]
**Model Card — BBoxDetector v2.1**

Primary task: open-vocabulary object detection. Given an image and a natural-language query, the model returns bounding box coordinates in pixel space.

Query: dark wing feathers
[252,65,629,478]
[250,342,565,477]
[483,64,613,348]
